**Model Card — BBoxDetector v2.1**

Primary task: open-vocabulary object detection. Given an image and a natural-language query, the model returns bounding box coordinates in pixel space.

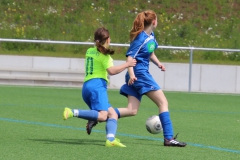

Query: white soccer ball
[146,115,163,134]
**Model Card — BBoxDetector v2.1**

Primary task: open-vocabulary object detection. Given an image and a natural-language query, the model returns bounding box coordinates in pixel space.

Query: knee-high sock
[72,109,98,121]
[159,112,173,140]
[114,108,120,119]
[106,118,117,142]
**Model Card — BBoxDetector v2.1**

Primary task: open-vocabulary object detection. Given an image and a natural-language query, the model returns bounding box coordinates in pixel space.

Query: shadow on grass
[27,138,165,147]
[139,139,164,145]
[27,138,104,146]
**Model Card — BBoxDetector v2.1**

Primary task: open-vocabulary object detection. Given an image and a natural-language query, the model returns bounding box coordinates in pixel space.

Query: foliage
[0,0,240,64]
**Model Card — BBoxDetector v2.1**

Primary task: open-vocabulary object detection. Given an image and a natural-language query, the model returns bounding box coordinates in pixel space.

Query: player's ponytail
[130,10,157,42]
[94,27,115,55]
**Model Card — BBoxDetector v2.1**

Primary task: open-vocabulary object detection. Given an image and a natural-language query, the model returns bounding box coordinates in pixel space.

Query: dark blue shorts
[120,72,161,101]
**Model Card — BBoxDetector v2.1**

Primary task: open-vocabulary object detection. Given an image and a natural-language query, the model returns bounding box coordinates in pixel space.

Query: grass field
[0,85,240,160]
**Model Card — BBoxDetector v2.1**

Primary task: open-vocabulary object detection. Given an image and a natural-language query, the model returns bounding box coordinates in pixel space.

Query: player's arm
[150,52,165,71]
[107,58,136,75]
[127,56,137,85]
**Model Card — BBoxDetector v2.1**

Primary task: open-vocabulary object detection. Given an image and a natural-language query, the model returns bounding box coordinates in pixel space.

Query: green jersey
[84,47,113,83]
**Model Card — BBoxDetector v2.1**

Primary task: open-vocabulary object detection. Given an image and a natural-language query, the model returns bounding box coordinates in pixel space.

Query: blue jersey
[126,31,158,73]
[120,31,160,101]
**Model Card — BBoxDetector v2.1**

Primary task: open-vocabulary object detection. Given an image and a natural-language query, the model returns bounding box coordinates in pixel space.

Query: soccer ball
[146,115,162,134]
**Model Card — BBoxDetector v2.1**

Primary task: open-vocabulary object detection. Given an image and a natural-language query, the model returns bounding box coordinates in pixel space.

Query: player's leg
[114,84,141,118]
[114,95,140,118]
[64,78,108,122]
[145,89,168,113]
[63,91,108,121]
[145,89,172,138]
[63,108,107,121]
[85,80,110,135]
[87,83,140,135]
[105,107,126,147]
[146,89,187,147]
[87,95,140,135]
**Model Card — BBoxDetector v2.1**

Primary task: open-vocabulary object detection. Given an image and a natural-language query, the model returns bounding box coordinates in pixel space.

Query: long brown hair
[94,27,114,55]
[130,10,157,42]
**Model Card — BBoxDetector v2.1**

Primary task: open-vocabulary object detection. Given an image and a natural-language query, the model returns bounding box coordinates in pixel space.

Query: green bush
[0,0,240,64]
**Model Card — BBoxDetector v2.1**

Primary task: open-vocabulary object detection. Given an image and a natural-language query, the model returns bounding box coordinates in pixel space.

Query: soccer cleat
[63,107,73,120]
[105,138,126,147]
[115,138,120,142]
[86,120,98,135]
[164,133,187,147]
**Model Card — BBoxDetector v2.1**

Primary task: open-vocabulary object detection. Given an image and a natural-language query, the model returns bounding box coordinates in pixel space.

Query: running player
[63,27,136,147]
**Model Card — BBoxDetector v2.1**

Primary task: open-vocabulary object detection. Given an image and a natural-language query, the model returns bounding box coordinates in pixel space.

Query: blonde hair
[130,10,157,42]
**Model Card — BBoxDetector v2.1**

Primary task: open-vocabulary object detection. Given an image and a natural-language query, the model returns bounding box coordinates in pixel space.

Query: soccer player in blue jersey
[63,27,136,147]
[87,10,187,147]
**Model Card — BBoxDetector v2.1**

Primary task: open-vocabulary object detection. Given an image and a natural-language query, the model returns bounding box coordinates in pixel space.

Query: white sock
[73,109,79,117]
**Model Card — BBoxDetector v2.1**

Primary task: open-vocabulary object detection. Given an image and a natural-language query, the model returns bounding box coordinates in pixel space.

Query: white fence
[0,38,240,94]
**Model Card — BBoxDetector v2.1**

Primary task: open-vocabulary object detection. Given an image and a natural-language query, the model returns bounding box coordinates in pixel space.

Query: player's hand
[158,64,166,71]
[127,58,137,67]
[128,76,137,85]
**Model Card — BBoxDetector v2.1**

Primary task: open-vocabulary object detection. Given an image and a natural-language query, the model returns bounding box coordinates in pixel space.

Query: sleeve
[126,39,142,58]
[102,55,114,69]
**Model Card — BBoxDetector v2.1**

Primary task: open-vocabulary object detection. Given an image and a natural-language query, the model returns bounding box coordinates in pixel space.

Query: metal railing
[1,38,240,92]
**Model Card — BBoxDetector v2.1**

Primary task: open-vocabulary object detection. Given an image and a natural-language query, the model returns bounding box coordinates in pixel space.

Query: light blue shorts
[82,78,111,111]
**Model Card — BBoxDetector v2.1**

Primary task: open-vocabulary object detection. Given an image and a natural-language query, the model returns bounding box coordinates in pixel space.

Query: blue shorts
[82,78,111,111]
[120,72,160,101]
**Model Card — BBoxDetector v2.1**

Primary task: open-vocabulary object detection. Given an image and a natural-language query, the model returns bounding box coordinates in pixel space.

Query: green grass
[0,85,240,160]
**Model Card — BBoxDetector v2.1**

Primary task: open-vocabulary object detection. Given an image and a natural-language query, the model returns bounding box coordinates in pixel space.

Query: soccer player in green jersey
[63,27,136,147]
